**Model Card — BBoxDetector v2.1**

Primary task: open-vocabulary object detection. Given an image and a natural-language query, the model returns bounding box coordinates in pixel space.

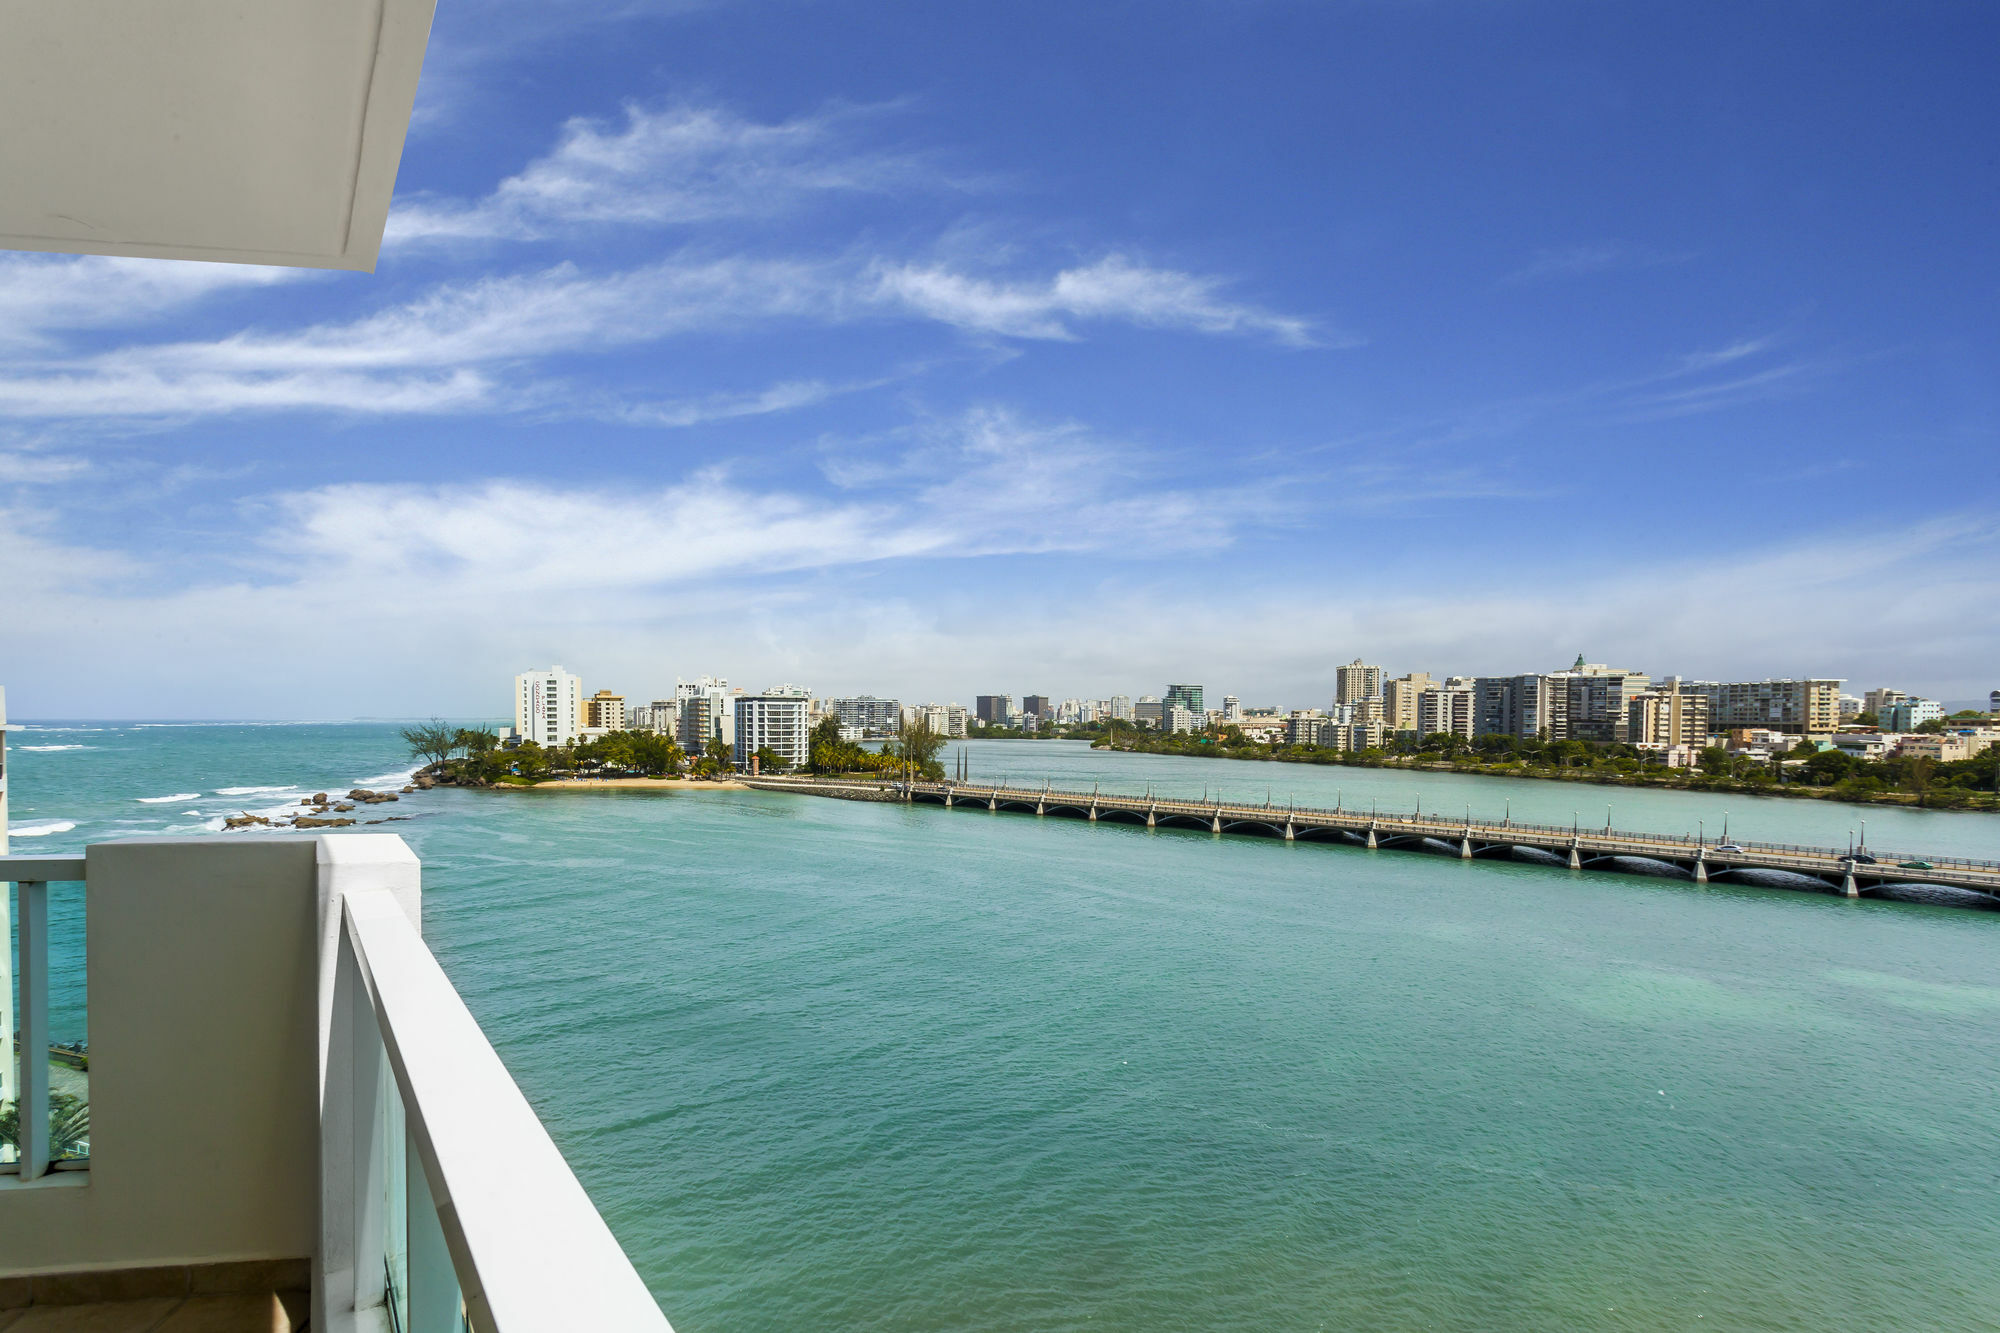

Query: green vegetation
[1093,726,2000,811]
[805,714,948,780]
[405,724,691,783]
[0,1091,90,1160]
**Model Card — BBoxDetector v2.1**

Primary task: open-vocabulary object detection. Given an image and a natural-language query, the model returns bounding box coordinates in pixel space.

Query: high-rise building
[676,676,734,751]
[1991,688,2000,715]
[976,695,1011,725]
[1563,666,1650,743]
[516,666,585,746]
[1135,696,1164,727]
[1166,706,1202,734]
[1701,679,1843,737]
[734,689,811,771]
[1474,674,1567,740]
[1022,695,1052,721]
[1417,685,1475,739]
[1383,673,1436,734]
[831,696,902,735]
[1222,695,1243,722]
[1164,684,1204,716]
[1334,659,1383,706]
[1286,710,1328,746]
[1627,679,1710,749]
[582,689,626,732]
[629,700,677,733]
[1109,695,1134,722]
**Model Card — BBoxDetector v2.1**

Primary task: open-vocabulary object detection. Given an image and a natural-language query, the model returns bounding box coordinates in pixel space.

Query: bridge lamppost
[1503,799,1510,826]
[1698,819,1704,848]
[1605,804,1612,832]
[1572,811,1579,835]
[1859,818,1867,854]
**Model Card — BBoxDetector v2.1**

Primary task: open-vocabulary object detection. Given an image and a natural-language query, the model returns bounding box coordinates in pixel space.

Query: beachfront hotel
[0,11,670,1329]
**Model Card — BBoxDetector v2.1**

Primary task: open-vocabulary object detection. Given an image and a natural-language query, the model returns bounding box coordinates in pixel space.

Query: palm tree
[1,1092,91,1159]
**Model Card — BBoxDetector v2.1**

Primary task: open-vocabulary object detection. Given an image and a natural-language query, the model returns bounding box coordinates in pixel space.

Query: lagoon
[10,726,2000,1329]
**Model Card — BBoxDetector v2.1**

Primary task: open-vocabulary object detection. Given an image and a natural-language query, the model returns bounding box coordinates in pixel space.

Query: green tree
[399,718,460,768]
[1698,745,1732,775]
[704,736,734,774]
[884,715,947,780]
[513,742,549,780]
[753,745,791,773]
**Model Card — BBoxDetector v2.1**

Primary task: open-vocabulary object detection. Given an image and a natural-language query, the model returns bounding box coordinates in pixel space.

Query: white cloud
[0,450,90,484]
[870,255,1321,346]
[388,102,947,244]
[0,252,1319,418]
[0,253,301,350]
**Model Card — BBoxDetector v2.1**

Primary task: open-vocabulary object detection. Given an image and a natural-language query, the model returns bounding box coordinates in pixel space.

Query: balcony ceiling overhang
[0,0,437,271]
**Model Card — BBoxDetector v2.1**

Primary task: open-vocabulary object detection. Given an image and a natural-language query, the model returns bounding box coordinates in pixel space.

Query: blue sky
[3,1,1996,717]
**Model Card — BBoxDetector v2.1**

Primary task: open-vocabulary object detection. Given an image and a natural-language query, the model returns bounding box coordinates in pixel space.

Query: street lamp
[1605,804,1612,832]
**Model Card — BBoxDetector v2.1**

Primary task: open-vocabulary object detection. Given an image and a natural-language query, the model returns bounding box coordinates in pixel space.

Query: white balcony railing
[2,836,672,1333]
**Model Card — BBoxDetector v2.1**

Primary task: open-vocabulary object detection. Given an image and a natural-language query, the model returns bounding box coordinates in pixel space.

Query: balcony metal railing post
[407,1119,462,1332]
[16,878,50,1180]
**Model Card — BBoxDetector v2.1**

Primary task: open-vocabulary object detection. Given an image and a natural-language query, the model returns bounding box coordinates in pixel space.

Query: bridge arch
[1221,820,1286,838]
[1155,814,1212,831]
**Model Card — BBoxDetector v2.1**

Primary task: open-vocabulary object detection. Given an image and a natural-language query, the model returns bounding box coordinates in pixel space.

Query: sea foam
[12,820,78,837]
[138,792,203,804]
[20,744,90,752]
[215,785,299,796]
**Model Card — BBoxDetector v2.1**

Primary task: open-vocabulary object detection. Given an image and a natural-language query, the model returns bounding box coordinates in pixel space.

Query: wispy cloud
[0,254,302,351]
[870,255,1323,346]
[0,450,90,484]
[0,253,1320,418]
[1501,241,1692,286]
[388,102,956,245]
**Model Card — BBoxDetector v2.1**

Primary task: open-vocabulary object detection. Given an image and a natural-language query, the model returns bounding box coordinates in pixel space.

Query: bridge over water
[750,778,2000,905]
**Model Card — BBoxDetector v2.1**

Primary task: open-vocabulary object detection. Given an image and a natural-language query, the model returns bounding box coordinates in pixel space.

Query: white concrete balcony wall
[1,838,323,1271]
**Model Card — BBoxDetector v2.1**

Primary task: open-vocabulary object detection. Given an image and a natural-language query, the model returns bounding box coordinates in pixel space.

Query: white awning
[0,0,437,271]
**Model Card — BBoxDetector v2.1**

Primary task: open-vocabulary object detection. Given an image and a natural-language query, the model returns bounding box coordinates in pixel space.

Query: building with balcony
[583,690,627,732]
[676,676,735,752]
[1333,660,1383,706]
[515,666,584,748]
[1163,684,1204,717]
[1383,673,1436,734]
[734,690,811,771]
[830,696,902,735]
[1701,678,1843,737]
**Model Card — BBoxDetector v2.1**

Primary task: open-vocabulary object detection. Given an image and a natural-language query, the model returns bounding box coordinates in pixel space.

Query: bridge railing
[915,782,2000,874]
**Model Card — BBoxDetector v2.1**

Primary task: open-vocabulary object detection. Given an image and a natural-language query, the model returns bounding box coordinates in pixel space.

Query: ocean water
[9,726,2000,1329]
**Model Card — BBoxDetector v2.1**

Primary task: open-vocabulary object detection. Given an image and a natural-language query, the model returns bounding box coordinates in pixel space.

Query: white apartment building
[676,676,735,750]
[1417,685,1475,739]
[1109,695,1134,722]
[1222,695,1244,722]
[630,699,678,733]
[516,666,585,746]
[734,689,812,771]
[1167,706,1202,734]
[913,703,969,737]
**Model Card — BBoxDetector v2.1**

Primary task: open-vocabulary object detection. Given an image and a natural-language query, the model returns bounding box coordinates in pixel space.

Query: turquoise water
[10,726,2000,1329]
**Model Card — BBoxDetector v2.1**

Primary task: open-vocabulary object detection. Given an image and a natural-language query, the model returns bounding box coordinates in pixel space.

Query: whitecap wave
[20,744,90,752]
[215,785,300,796]
[353,768,420,788]
[138,792,204,804]
[11,820,77,838]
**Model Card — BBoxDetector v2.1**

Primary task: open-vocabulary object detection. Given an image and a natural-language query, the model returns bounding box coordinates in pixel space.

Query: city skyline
[3,3,1997,717]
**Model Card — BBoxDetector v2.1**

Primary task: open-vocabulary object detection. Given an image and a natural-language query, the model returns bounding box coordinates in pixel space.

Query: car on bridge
[1900,860,1934,870]
[1715,843,1744,853]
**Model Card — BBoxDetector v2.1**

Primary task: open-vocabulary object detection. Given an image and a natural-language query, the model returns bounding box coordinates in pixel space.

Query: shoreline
[1085,743,2000,814]
[494,776,752,791]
